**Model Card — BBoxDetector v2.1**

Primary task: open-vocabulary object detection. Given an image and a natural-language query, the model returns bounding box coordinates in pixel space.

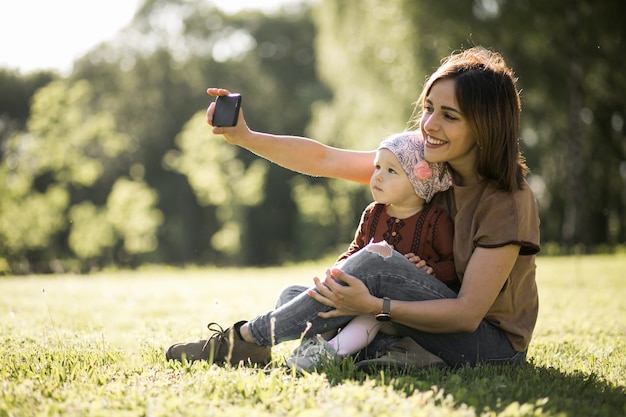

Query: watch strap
[375,297,392,321]
[381,297,391,315]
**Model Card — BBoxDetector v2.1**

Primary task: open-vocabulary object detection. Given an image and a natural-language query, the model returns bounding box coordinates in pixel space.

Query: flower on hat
[413,160,432,180]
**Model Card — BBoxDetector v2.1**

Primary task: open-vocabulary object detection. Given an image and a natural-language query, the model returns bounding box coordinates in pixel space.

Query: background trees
[0,0,624,273]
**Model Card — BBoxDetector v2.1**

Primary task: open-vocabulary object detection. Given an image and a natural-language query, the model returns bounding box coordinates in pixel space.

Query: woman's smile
[425,134,447,147]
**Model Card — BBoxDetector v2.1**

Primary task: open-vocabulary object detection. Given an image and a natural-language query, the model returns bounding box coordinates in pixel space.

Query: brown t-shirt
[337,202,457,286]
[432,179,540,352]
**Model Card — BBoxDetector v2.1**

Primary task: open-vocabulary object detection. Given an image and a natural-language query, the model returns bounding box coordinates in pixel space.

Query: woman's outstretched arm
[206,88,375,184]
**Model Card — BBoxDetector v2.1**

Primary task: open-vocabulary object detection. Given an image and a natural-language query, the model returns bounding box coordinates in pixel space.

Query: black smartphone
[212,93,242,127]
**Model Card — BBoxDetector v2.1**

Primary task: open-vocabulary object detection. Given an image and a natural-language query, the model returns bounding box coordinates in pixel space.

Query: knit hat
[377,132,451,202]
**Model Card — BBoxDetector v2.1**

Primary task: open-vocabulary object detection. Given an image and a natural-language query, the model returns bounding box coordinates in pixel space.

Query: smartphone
[212,93,242,127]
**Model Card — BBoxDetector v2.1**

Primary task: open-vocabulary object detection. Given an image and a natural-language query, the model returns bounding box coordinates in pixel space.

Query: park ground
[1,255,625,416]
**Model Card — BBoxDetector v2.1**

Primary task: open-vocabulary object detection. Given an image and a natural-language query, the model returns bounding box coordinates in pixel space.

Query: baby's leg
[330,314,384,356]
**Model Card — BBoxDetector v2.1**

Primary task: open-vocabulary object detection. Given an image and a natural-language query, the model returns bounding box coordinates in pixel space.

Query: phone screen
[212,94,242,127]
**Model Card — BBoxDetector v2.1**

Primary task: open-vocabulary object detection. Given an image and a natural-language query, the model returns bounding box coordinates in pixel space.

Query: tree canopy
[0,0,623,273]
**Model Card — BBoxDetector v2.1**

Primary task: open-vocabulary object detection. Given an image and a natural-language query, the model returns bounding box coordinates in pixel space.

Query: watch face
[376,313,391,322]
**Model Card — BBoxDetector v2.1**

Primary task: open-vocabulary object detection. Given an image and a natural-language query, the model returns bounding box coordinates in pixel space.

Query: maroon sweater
[337,202,457,287]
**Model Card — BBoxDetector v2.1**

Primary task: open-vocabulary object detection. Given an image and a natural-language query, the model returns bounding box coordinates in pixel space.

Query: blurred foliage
[0,0,326,272]
[0,0,624,273]
[168,111,269,260]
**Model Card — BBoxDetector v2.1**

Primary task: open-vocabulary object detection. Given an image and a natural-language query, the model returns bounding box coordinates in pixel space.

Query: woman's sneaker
[285,334,338,371]
[354,337,446,372]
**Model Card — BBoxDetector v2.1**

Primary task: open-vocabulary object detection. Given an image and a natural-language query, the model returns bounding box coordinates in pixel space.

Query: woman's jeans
[246,243,526,367]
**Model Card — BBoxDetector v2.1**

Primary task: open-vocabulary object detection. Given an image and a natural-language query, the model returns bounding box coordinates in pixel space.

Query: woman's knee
[340,242,410,275]
[275,284,308,308]
[363,241,396,258]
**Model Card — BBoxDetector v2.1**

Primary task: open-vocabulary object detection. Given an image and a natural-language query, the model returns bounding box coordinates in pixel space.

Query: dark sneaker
[355,337,446,372]
[165,321,271,366]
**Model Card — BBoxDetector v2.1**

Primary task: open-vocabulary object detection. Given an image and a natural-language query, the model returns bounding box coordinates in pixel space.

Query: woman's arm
[206,88,375,184]
[310,245,519,334]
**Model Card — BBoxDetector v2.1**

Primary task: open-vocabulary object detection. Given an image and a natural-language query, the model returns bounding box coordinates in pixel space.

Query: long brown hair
[413,47,528,192]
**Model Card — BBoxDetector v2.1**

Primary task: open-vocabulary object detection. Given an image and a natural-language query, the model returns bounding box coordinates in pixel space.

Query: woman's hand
[404,252,434,275]
[205,87,251,144]
[307,268,380,318]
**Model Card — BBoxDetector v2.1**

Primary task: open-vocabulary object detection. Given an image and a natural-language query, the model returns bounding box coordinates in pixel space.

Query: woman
[166,46,540,368]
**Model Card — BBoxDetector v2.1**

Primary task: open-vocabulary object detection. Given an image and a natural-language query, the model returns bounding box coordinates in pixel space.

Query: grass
[1,255,625,416]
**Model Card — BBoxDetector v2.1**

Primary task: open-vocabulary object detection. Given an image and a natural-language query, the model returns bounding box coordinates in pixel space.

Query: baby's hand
[404,253,434,275]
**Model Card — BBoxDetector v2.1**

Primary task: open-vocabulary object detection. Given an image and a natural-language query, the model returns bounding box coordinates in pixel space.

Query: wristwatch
[375,297,392,322]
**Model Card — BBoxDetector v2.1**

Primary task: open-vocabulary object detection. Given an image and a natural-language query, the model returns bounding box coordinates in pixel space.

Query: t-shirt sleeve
[473,185,540,255]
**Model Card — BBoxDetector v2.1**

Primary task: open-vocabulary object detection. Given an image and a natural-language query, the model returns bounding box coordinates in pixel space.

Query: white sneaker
[286,334,338,371]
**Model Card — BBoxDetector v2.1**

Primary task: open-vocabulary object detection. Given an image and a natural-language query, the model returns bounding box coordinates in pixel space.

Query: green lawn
[1,256,625,416]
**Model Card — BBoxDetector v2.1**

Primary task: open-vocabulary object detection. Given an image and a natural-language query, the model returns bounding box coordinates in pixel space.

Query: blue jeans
[246,245,526,367]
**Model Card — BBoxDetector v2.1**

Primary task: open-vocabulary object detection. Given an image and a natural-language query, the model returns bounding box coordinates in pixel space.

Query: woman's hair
[413,47,529,192]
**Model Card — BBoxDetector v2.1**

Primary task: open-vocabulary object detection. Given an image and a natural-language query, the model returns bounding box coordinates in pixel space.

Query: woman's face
[420,79,478,176]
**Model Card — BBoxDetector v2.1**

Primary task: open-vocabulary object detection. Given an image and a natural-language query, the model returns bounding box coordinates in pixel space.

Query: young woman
[166,46,540,369]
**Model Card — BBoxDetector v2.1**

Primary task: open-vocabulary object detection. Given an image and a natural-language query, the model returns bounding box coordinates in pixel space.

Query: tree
[69,0,328,266]
[2,0,327,270]
[166,112,268,262]
[0,79,162,272]
[0,68,56,132]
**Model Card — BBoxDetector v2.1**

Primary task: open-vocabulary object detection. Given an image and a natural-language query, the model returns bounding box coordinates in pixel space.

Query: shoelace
[300,336,333,357]
[202,322,228,351]
[300,338,322,354]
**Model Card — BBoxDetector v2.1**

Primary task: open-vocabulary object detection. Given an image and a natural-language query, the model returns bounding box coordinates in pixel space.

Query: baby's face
[370,149,417,206]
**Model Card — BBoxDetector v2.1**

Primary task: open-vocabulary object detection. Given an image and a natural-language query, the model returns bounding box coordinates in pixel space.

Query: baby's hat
[377,132,452,202]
